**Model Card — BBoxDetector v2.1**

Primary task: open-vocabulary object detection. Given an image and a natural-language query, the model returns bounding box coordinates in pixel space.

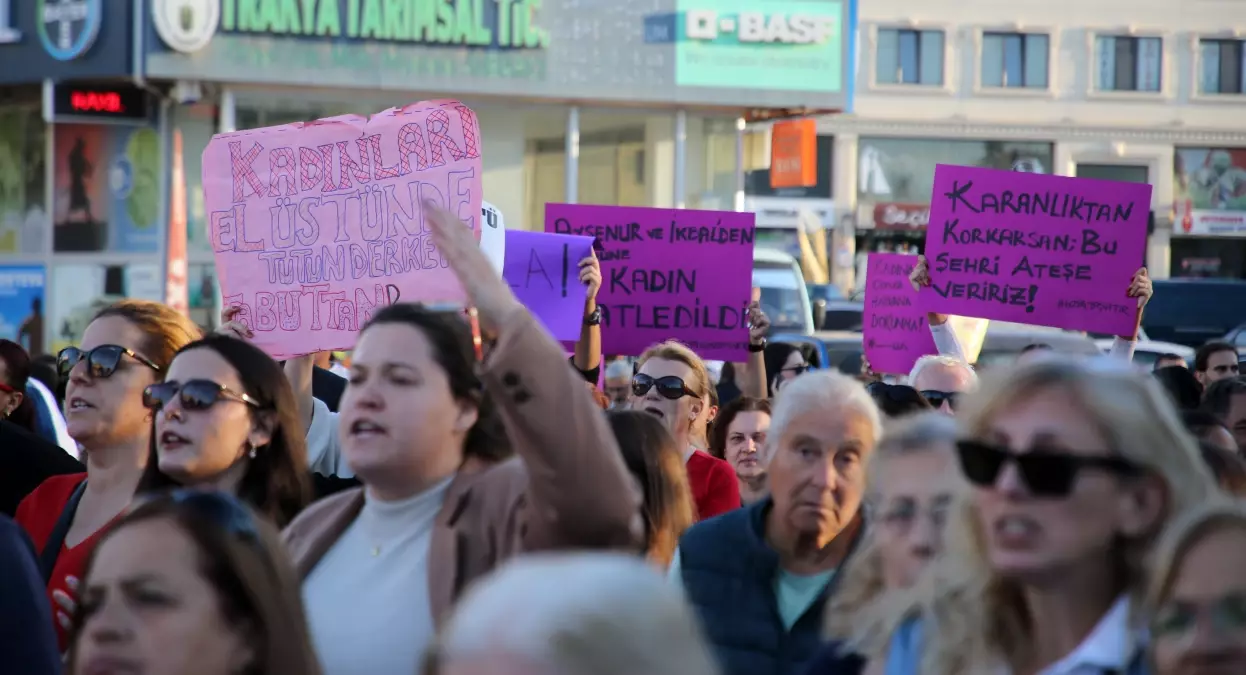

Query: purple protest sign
[503,231,594,342]
[921,165,1150,336]
[864,254,938,376]
[547,204,755,361]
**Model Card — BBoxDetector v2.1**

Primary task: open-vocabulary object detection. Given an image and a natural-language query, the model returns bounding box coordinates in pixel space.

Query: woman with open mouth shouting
[281,201,642,675]
[15,299,202,654]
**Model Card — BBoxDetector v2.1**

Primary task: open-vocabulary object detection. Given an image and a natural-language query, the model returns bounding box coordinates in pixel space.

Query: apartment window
[876,29,945,85]
[981,33,1049,88]
[1094,36,1162,92]
[1199,39,1246,94]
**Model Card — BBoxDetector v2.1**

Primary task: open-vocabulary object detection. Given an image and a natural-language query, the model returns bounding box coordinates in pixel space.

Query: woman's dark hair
[1154,365,1203,411]
[139,335,312,527]
[360,304,511,462]
[763,342,800,397]
[1198,441,1246,496]
[31,354,60,408]
[867,382,933,419]
[0,339,37,432]
[607,411,695,567]
[1182,409,1229,439]
[93,299,203,373]
[708,396,772,459]
[69,492,324,675]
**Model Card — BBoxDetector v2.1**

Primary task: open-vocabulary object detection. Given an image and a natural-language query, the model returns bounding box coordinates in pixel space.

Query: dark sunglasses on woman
[920,389,960,410]
[632,373,697,400]
[57,344,162,379]
[955,439,1141,498]
[142,379,263,412]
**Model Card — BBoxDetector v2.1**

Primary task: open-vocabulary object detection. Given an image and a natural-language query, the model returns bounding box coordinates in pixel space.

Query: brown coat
[283,309,642,629]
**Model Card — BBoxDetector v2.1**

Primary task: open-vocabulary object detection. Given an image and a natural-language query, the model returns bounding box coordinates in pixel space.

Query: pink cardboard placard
[920,165,1150,335]
[547,204,756,361]
[203,100,482,359]
[863,254,938,376]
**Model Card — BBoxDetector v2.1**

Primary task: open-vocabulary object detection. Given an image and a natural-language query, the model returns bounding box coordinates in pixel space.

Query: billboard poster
[0,266,47,358]
[53,124,162,253]
[0,108,47,255]
[50,263,161,353]
[1173,147,1246,236]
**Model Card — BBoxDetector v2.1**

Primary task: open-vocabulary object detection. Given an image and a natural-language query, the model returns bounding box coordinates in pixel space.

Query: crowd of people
[1,206,1244,675]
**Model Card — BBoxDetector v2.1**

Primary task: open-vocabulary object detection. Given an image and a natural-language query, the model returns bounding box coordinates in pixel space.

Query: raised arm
[425,201,642,551]
[1110,267,1152,363]
[909,255,968,362]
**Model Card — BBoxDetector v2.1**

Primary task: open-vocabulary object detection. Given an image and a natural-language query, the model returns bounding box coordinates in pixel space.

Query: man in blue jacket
[671,370,880,675]
[0,514,61,673]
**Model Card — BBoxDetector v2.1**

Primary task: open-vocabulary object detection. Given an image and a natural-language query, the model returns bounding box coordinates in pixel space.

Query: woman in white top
[875,358,1217,675]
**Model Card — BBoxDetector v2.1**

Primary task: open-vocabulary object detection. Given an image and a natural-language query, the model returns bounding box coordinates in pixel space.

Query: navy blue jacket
[0,515,61,673]
[677,499,865,675]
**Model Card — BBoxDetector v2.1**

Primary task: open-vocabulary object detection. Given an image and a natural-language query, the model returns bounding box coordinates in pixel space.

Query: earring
[246,441,257,459]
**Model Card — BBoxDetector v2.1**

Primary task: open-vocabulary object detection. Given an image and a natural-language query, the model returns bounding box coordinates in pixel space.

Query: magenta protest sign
[503,231,594,342]
[921,165,1150,335]
[547,204,755,361]
[864,254,938,375]
[203,100,482,359]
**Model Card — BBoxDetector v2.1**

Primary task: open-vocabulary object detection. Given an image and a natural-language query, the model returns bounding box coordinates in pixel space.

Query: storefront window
[524,110,567,230]
[0,106,46,256]
[1075,164,1149,184]
[857,137,1054,207]
[576,109,658,209]
[688,117,739,211]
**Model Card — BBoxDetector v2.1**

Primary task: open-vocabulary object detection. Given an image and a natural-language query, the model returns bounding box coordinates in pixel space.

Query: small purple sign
[547,204,756,361]
[863,254,938,376]
[503,231,594,342]
[921,165,1150,335]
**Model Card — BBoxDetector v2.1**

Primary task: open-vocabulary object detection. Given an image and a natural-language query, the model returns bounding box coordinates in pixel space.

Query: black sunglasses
[58,344,162,379]
[781,364,810,376]
[956,440,1141,498]
[632,373,697,400]
[143,379,263,412]
[868,381,926,403]
[920,389,961,409]
[132,489,260,541]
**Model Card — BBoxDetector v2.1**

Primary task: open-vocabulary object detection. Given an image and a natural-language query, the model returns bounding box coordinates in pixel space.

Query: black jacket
[0,420,83,517]
[0,515,61,673]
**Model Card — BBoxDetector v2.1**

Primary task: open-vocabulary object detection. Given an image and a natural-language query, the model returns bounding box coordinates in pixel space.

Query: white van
[753,248,815,336]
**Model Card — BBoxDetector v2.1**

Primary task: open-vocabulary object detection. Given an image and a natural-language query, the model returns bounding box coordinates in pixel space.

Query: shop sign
[683,10,835,45]
[873,203,929,230]
[153,0,222,54]
[770,119,817,189]
[50,83,152,124]
[190,0,548,50]
[37,0,102,61]
[0,1,20,44]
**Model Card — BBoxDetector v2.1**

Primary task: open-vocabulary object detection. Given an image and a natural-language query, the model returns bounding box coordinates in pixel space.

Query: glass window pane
[1095,36,1115,90]
[898,30,919,84]
[1240,41,1246,92]
[919,30,944,85]
[1137,37,1162,92]
[876,29,899,83]
[1024,34,1049,88]
[1002,34,1023,87]
[1200,40,1221,93]
[981,34,1004,87]
[1219,41,1241,94]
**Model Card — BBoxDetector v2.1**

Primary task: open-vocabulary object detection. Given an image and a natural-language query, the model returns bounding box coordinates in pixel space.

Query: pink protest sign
[503,230,594,342]
[203,100,482,358]
[863,254,938,376]
[547,204,755,361]
[921,165,1150,335]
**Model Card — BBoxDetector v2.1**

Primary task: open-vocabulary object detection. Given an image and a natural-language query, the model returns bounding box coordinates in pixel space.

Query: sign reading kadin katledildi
[203,99,483,359]
[920,164,1150,336]
[547,204,756,361]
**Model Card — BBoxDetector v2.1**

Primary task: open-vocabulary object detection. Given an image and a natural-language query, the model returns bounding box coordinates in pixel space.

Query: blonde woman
[876,358,1218,675]
[1145,500,1246,675]
[806,413,961,672]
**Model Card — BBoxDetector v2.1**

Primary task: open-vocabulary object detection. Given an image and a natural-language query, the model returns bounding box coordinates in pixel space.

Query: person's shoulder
[680,500,752,544]
[283,486,363,541]
[689,450,734,477]
[24,473,87,504]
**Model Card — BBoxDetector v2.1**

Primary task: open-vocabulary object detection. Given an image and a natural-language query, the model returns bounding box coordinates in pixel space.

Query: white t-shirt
[302,477,454,675]
[306,397,351,478]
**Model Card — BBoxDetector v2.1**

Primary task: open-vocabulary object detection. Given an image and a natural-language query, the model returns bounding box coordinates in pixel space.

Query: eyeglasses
[58,345,162,379]
[0,382,16,394]
[868,382,927,404]
[131,489,259,542]
[1152,593,1246,640]
[143,379,263,412]
[632,374,697,400]
[782,364,810,376]
[956,440,1141,498]
[920,390,961,410]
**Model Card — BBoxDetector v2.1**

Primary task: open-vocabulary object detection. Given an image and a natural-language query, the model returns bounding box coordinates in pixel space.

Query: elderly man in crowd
[908,354,977,415]
[670,370,878,675]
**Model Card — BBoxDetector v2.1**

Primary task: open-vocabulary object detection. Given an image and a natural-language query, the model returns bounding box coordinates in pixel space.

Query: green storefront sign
[219,0,548,48]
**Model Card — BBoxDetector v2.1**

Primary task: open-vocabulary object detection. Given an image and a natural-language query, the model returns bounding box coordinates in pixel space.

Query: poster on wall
[50,263,162,353]
[1173,148,1246,235]
[53,124,162,253]
[0,108,47,255]
[0,266,47,358]
[187,262,220,330]
[176,104,217,256]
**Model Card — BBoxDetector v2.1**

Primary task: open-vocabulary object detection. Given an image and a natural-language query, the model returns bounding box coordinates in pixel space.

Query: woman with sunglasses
[865,382,933,419]
[137,334,312,528]
[763,342,810,397]
[708,396,772,506]
[1144,499,1246,675]
[16,299,201,654]
[874,358,1217,675]
[283,202,640,675]
[633,340,740,520]
[68,490,323,675]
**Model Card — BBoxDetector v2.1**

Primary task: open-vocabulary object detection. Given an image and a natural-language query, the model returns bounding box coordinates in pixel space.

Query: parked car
[753,249,814,336]
[1093,339,1194,371]
[771,331,868,375]
[1142,279,1246,348]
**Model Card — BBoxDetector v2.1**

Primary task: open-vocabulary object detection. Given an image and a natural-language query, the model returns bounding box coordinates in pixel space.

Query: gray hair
[771,370,883,446]
[908,355,977,387]
[437,553,717,675]
[605,359,632,381]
